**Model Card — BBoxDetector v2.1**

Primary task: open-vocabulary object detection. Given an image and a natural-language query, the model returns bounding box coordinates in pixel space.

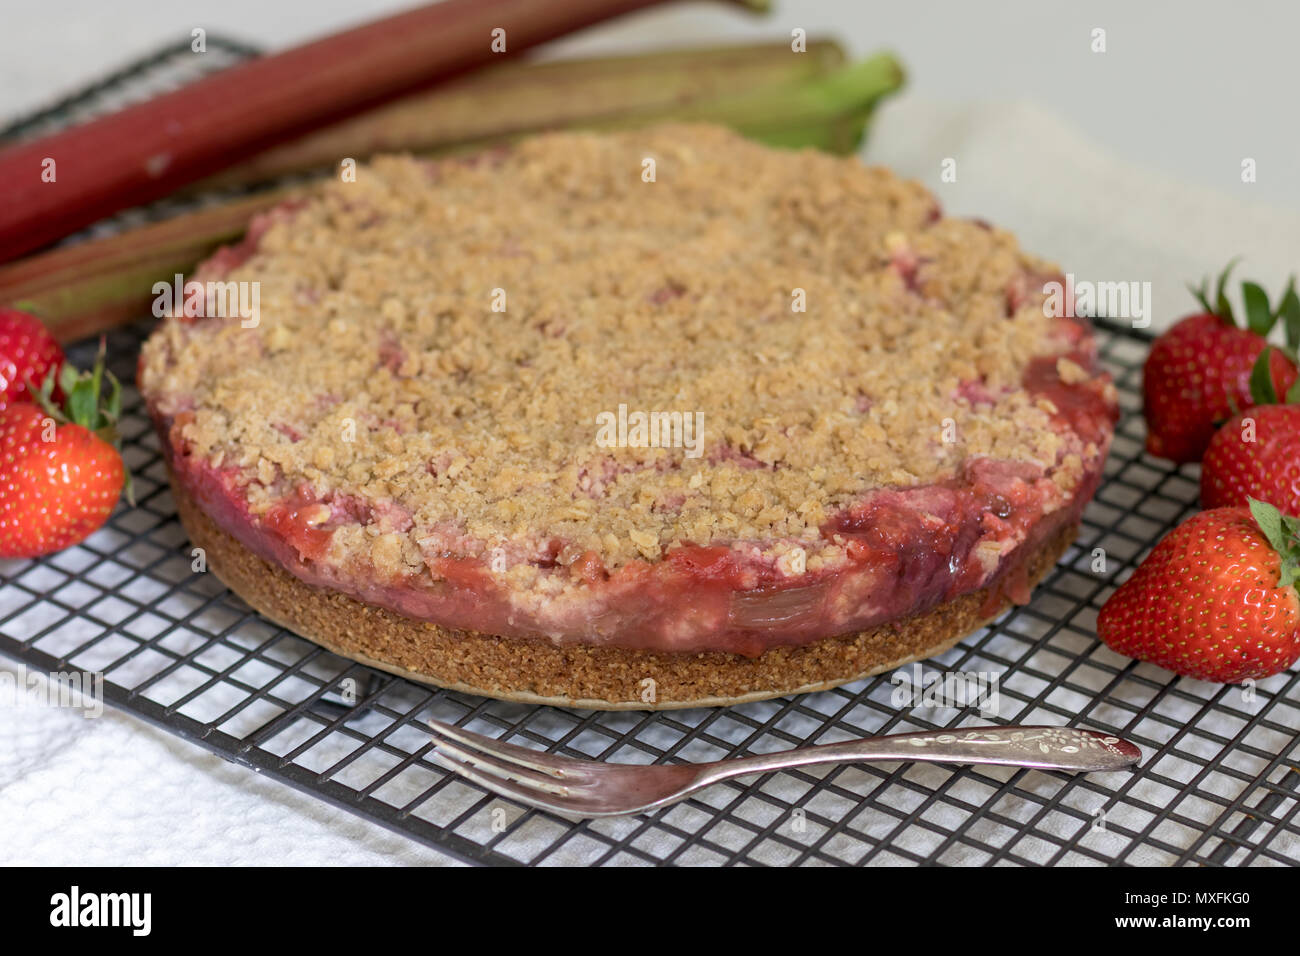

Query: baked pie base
[174,472,1078,709]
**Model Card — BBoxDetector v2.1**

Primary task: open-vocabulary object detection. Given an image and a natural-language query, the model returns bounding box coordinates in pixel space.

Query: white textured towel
[2,93,1298,866]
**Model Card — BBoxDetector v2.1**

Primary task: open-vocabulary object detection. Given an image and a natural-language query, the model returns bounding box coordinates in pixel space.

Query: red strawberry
[0,349,127,559]
[1201,347,1300,514]
[0,307,64,408]
[1143,264,1298,463]
[1097,500,1300,682]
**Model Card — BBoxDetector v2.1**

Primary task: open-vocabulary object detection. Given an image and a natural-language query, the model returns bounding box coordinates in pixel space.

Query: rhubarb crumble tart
[139,124,1117,708]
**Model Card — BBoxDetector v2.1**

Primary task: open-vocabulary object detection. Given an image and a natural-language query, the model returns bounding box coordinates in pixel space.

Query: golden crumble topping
[140,124,1093,574]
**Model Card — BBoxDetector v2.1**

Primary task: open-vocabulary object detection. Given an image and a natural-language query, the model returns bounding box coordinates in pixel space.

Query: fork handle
[696,725,1140,784]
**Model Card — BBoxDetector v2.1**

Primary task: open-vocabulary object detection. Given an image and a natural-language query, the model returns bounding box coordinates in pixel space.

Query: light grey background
[3,0,1298,209]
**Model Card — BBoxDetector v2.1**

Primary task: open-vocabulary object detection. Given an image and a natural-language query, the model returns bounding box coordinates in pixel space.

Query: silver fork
[427,720,1141,818]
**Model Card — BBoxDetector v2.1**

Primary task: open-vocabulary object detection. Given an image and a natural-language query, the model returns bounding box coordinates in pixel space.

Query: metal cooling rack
[3,38,1300,868]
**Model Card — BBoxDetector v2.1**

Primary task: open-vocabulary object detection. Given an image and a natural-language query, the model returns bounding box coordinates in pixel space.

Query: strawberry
[0,348,127,559]
[1200,345,1300,514]
[1143,263,1298,463]
[1097,500,1300,683]
[0,306,64,409]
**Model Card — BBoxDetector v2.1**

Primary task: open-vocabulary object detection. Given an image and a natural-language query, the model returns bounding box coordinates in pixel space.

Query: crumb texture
[141,124,1100,585]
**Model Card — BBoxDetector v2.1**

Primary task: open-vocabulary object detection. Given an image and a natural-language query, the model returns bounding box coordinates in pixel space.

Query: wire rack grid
[2,38,1299,868]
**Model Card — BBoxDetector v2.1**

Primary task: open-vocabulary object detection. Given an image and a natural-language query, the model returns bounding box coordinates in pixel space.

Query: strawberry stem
[28,344,133,506]
[1249,498,1300,590]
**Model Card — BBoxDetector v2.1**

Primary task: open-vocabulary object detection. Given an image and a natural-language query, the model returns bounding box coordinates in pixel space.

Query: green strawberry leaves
[1188,283,1213,315]
[1278,276,1300,351]
[1205,265,1300,409]
[1189,262,1300,346]
[1246,345,1300,407]
[1242,281,1273,336]
[1190,258,1240,320]
[32,339,133,504]
[1249,347,1280,406]
[1249,497,1300,590]
[1215,259,1240,323]
[36,341,122,438]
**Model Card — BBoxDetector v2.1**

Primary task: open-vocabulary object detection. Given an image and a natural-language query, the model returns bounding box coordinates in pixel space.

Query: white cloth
[866,96,1300,333]
[3,93,1299,866]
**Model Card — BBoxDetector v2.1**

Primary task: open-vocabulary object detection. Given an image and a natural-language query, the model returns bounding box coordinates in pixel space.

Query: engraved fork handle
[694,726,1140,785]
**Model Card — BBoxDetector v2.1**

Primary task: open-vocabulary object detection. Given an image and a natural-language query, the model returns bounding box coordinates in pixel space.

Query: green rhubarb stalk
[0,47,903,343]
[198,40,851,190]
[570,52,905,152]
[335,50,904,164]
[409,51,904,158]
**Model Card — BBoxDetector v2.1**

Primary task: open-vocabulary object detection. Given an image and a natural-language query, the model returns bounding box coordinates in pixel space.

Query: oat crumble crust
[141,125,1100,572]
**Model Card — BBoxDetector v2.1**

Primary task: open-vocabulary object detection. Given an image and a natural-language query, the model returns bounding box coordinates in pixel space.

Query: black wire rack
[3,38,1300,868]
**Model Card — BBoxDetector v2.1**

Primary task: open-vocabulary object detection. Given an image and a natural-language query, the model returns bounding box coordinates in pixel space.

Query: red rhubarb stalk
[0,0,767,263]
[3,43,908,344]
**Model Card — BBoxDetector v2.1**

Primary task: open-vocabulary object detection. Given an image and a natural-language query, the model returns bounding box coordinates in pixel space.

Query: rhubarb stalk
[0,0,770,262]
[0,43,902,344]
[198,39,847,190]
[0,190,296,343]
[568,53,904,152]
